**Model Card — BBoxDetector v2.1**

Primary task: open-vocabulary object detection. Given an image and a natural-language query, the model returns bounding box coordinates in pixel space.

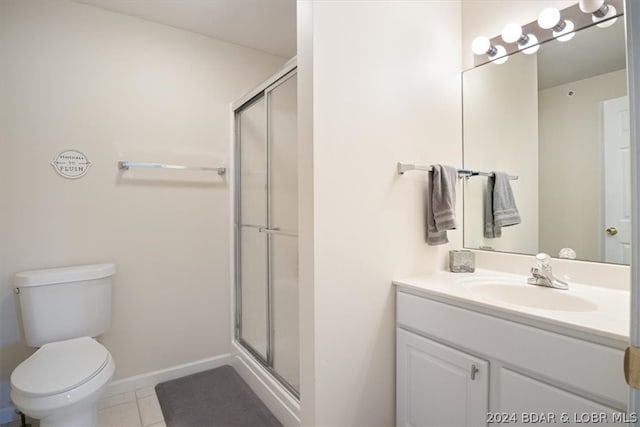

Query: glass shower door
[238,96,268,361]
[235,69,298,396]
[268,73,299,392]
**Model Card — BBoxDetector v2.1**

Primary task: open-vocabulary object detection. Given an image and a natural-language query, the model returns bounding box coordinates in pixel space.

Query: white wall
[539,69,627,260]
[0,0,285,382]
[298,1,462,424]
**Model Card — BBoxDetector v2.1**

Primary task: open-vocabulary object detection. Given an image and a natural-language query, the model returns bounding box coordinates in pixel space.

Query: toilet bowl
[11,337,115,427]
[10,263,116,427]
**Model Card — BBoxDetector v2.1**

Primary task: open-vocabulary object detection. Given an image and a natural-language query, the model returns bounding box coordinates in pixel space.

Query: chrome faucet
[527,253,569,290]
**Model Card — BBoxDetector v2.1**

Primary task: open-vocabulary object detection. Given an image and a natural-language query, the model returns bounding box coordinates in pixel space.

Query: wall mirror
[462,16,629,264]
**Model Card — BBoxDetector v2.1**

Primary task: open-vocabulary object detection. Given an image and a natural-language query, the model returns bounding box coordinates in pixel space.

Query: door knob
[606,227,618,236]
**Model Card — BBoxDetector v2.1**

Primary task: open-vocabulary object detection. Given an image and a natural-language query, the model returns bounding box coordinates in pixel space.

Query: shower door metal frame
[233,61,298,399]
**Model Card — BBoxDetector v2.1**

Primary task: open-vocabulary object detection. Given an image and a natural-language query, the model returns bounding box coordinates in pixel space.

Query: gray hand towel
[484,177,500,238]
[484,172,520,238]
[427,164,458,245]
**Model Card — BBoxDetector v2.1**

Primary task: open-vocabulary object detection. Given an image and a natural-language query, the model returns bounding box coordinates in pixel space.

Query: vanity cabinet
[397,328,488,426]
[498,368,622,420]
[396,289,627,427]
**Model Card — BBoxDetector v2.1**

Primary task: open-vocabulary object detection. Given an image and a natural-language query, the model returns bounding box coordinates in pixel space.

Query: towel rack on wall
[397,162,517,180]
[118,161,226,176]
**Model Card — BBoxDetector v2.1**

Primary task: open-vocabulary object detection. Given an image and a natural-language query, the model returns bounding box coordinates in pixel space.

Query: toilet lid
[11,337,110,397]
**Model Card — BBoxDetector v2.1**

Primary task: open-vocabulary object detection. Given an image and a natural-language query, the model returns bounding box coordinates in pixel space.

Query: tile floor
[3,386,166,427]
[98,386,166,427]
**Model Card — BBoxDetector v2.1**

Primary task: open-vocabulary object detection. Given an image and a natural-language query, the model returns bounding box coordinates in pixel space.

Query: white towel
[427,164,458,245]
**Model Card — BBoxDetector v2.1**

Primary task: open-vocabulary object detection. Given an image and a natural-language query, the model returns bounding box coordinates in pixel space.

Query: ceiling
[76,0,296,58]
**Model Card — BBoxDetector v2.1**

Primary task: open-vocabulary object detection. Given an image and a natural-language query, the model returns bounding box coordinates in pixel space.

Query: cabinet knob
[470,364,479,380]
[606,227,618,236]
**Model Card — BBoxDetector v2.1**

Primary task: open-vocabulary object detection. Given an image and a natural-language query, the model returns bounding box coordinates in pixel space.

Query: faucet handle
[535,253,551,267]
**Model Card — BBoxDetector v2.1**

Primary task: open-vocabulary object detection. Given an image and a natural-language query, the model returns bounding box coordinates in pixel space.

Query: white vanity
[394,269,629,427]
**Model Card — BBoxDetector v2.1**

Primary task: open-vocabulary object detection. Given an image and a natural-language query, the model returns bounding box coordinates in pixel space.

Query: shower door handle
[259,227,280,233]
[259,227,297,237]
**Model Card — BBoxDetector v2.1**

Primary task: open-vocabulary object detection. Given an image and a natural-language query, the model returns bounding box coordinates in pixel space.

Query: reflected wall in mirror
[463,18,629,264]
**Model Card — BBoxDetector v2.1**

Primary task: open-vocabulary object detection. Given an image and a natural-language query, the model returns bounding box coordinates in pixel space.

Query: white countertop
[393,269,630,349]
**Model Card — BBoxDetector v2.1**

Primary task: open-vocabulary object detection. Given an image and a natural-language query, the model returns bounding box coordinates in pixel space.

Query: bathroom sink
[394,269,629,345]
[463,283,598,312]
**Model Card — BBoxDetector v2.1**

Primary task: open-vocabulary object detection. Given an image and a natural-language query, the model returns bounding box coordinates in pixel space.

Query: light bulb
[519,34,539,54]
[538,8,560,29]
[471,36,491,55]
[579,0,604,13]
[554,20,575,42]
[501,23,523,44]
[594,4,617,28]
[490,45,508,65]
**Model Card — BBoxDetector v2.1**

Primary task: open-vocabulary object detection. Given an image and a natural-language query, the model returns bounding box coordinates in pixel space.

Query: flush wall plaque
[51,149,91,179]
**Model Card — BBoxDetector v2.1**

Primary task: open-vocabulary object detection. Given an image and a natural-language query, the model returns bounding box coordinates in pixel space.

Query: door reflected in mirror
[462,18,629,265]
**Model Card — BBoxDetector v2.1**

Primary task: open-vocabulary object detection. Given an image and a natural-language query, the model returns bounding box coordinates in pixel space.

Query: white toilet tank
[15,263,115,347]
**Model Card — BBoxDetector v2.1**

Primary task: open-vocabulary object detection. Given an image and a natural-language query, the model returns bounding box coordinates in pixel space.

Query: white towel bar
[118,161,226,176]
[397,162,517,180]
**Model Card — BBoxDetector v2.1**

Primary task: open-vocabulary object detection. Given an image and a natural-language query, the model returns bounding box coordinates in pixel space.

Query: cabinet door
[499,368,624,424]
[397,328,489,427]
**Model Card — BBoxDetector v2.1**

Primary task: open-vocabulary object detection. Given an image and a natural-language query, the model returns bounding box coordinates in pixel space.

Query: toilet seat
[11,337,109,398]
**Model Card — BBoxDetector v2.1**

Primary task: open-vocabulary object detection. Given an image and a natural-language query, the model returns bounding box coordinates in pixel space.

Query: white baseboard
[231,341,300,427]
[104,353,232,397]
[0,405,16,425]
[0,379,15,424]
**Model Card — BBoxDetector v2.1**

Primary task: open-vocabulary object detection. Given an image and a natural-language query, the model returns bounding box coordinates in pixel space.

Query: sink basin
[463,283,598,312]
[393,269,630,346]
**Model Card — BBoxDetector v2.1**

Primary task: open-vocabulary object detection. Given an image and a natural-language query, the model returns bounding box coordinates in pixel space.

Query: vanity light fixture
[501,23,540,55]
[579,0,618,28]
[470,0,622,67]
[471,36,508,64]
[538,8,575,42]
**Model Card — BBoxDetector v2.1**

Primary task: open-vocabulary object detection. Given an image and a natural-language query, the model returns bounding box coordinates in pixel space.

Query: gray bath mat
[155,365,282,427]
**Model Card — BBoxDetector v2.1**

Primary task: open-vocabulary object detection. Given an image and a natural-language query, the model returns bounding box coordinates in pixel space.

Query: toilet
[10,263,116,427]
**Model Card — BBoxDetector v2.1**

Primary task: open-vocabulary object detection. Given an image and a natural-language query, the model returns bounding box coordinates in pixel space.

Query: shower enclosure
[233,64,299,397]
